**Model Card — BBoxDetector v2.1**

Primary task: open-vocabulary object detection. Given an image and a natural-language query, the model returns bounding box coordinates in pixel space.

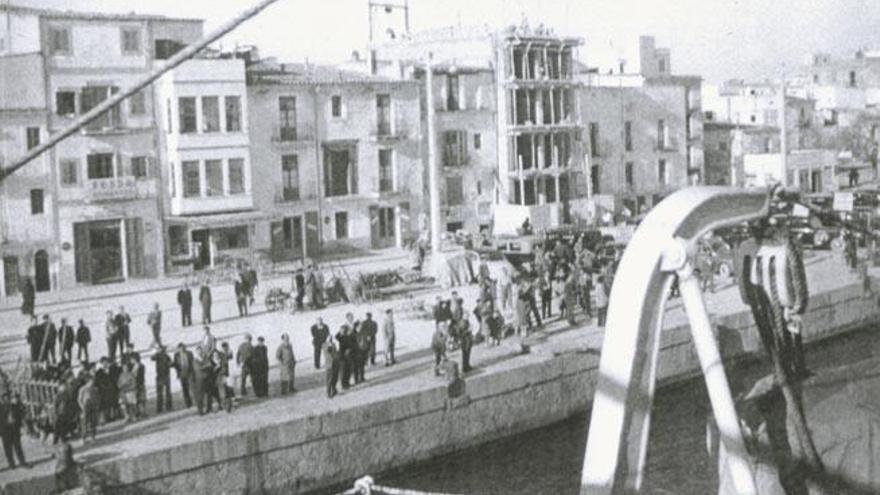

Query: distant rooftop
[380,22,582,46]
[247,60,414,86]
[0,3,201,23]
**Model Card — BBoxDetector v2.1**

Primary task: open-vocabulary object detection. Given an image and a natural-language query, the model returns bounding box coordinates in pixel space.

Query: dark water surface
[327,325,879,495]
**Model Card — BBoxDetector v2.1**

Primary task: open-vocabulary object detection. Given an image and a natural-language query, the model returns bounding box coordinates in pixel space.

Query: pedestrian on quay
[361,312,378,366]
[245,265,258,306]
[459,318,473,373]
[199,279,212,324]
[488,309,504,346]
[0,391,28,469]
[337,324,354,390]
[104,311,118,361]
[192,351,212,415]
[431,323,448,376]
[117,359,138,423]
[310,317,329,369]
[40,314,57,364]
[252,337,269,397]
[93,358,113,423]
[115,306,132,351]
[236,334,254,396]
[579,266,593,320]
[58,318,75,363]
[172,343,194,409]
[433,295,450,329]
[234,276,248,317]
[213,345,233,413]
[276,334,296,395]
[540,273,553,319]
[313,264,325,308]
[563,269,579,327]
[26,315,43,363]
[107,358,123,421]
[354,323,369,384]
[147,302,163,349]
[177,283,193,327]
[152,345,173,414]
[20,277,35,317]
[77,376,99,444]
[132,353,146,418]
[200,325,216,356]
[382,308,396,366]
[75,319,90,364]
[595,275,609,327]
[293,267,306,310]
[324,338,340,398]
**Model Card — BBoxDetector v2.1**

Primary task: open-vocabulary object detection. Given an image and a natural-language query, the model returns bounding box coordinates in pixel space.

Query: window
[81,86,120,130]
[30,190,44,215]
[170,162,176,197]
[625,162,634,189]
[849,70,857,88]
[169,225,189,256]
[657,120,667,148]
[658,58,666,74]
[228,159,245,194]
[324,147,357,196]
[26,127,40,150]
[166,99,173,133]
[331,95,343,118]
[56,91,76,116]
[215,226,249,250]
[749,115,756,123]
[131,156,148,178]
[86,153,114,179]
[545,177,557,202]
[225,96,241,132]
[201,96,220,133]
[446,74,460,111]
[129,90,147,116]
[279,97,297,140]
[378,207,395,239]
[443,130,468,167]
[624,121,633,151]
[446,176,464,205]
[591,164,600,194]
[205,160,223,196]
[178,97,197,134]
[474,133,482,150]
[281,155,299,201]
[121,28,142,55]
[59,159,78,186]
[182,161,200,197]
[49,27,71,55]
[154,39,184,60]
[589,122,599,157]
[378,149,393,192]
[658,159,667,185]
[335,212,349,239]
[376,94,391,135]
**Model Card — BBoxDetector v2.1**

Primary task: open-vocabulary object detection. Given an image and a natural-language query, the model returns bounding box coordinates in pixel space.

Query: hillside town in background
[0,2,877,297]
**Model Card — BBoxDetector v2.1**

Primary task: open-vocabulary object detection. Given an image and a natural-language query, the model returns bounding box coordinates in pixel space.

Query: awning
[166,210,268,229]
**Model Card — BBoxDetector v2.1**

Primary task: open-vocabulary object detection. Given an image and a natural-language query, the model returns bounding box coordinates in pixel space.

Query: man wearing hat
[236,334,254,396]
[252,337,269,397]
[172,343,194,409]
[0,391,27,469]
[151,345,173,413]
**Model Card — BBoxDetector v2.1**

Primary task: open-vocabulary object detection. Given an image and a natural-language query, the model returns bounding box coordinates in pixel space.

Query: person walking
[104,311,118,361]
[212,346,233,413]
[25,315,43,363]
[77,377,99,444]
[20,278,35,317]
[234,277,248,317]
[132,353,147,419]
[361,312,378,366]
[245,266,258,306]
[177,283,193,327]
[252,337,269,398]
[353,325,369,384]
[75,320,90,363]
[236,334,254,396]
[337,325,354,390]
[192,351,213,414]
[276,334,296,395]
[459,319,473,373]
[152,346,173,414]
[58,318,75,363]
[579,267,593,319]
[116,361,137,423]
[563,270,579,327]
[431,323,448,376]
[115,306,132,351]
[310,318,329,369]
[199,280,212,324]
[0,392,27,469]
[595,275,609,327]
[382,308,396,366]
[324,339,339,398]
[540,274,553,319]
[40,314,57,364]
[146,303,163,349]
[172,343,194,409]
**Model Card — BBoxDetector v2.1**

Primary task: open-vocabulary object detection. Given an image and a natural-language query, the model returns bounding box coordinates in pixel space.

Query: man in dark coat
[192,351,214,414]
[252,337,269,397]
[25,315,43,362]
[310,318,329,369]
[177,283,193,327]
[236,334,254,396]
[58,318,75,363]
[0,392,27,469]
[152,346,173,413]
[293,269,306,310]
[114,306,131,355]
[40,314,57,364]
[199,281,212,324]
[361,312,379,366]
[93,358,114,422]
[234,278,248,317]
[75,319,91,363]
[245,267,258,306]
[336,325,354,390]
[353,325,369,384]
[459,319,474,373]
[172,343,194,408]
[20,278,35,317]
[324,339,339,398]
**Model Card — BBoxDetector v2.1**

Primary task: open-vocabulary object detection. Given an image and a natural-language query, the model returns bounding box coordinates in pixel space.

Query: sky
[9,0,880,83]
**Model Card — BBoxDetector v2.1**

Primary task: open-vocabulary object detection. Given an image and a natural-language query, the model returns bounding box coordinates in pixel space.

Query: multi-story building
[0,52,54,296]
[576,36,703,216]
[373,23,587,232]
[0,4,203,289]
[246,60,423,259]
[156,57,256,273]
[704,122,779,186]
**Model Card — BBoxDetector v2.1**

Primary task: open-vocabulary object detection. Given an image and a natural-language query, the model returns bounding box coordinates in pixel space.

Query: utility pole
[425,55,442,275]
[780,74,791,189]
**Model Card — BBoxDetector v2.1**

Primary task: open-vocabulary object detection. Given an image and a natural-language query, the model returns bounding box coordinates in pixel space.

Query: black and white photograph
[0,0,879,493]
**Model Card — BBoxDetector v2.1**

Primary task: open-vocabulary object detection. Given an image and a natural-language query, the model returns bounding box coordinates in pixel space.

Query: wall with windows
[0,9,41,55]
[42,18,150,70]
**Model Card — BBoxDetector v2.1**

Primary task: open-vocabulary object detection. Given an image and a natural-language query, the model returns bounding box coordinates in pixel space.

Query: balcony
[370,120,410,142]
[274,189,317,204]
[271,125,315,146]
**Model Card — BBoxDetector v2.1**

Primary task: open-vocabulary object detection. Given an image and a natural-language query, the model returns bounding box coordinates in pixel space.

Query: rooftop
[0,3,201,23]
[247,60,414,86]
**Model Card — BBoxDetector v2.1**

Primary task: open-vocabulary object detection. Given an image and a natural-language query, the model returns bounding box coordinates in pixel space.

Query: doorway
[369,206,396,249]
[34,250,50,292]
[3,257,19,296]
[191,229,211,270]
[271,216,304,262]
[88,221,123,283]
